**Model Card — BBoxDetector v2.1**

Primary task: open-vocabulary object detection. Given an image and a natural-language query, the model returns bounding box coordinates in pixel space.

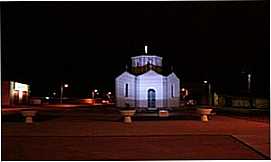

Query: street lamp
[107,91,112,99]
[60,83,68,104]
[247,73,251,93]
[92,89,98,99]
[247,73,254,108]
[203,81,212,106]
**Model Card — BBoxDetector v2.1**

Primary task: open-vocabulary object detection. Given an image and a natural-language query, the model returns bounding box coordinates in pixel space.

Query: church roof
[128,68,176,77]
[131,55,162,59]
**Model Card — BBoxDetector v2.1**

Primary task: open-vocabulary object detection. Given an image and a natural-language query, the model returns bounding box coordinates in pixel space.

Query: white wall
[116,71,180,109]
[131,55,162,67]
[115,72,136,107]
[167,73,180,108]
[137,70,164,108]
[162,77,168,107]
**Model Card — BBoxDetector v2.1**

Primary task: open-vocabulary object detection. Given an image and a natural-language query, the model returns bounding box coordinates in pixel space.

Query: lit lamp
[181,88,186,100]
[107,91,112,99]
[92,89,98,99]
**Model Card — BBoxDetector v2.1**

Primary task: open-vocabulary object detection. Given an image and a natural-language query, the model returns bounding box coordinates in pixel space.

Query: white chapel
[115,46,180,110]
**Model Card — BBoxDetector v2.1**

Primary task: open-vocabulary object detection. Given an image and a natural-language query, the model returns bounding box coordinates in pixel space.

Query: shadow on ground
[1,113,62,123]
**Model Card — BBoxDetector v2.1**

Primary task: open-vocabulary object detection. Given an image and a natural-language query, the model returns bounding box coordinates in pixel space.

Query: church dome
[130,45,163,74]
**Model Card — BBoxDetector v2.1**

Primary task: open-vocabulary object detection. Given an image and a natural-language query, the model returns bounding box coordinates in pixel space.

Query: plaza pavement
[2,105,270,160]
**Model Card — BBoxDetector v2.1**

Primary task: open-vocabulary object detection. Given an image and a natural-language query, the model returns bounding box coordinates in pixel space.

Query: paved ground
[2,105,270,160]
[3,135,267,160]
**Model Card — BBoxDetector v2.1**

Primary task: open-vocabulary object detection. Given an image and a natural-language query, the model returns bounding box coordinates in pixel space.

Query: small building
[115,46,180,110]
[1,81,30,106]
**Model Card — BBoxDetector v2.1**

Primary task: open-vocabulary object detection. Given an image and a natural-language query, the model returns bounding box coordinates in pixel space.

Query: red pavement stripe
[231,135,270,159]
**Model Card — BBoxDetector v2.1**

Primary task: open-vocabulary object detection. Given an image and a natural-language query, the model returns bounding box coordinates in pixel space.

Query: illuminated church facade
[115,46,180,110]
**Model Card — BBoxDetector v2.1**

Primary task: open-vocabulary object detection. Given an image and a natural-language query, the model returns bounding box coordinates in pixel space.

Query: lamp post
[248,73,251,93]
[60,83,68,104]
[92,89,98,99]
[203,81,212,106]
[247,73,254,108]
[107,91,112,99]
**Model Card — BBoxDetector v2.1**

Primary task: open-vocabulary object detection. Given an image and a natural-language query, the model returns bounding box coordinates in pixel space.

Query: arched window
[171,85,174,98]
[125,84,128,97]
[148,89,156,108]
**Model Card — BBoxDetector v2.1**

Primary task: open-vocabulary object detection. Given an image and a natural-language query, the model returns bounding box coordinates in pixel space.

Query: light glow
[14,82,28,91]
[64,84,69,88]
[145,45,148,54]
[203,81,208,84]
[19,91,23,100]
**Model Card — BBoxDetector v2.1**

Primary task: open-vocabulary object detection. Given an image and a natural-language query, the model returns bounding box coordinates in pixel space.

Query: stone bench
[21,110,37,124]
[120,110,136,123]
[197,108,213,122]
[159,110,169,117]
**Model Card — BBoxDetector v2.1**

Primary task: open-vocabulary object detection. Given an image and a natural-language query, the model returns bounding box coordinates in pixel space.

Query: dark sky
[1,1,269,98]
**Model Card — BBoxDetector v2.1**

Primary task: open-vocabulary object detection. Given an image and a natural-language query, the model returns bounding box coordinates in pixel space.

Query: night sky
[1,1,269,98]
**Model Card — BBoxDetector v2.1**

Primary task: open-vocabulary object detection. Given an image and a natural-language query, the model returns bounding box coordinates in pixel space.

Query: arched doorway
[148,89,156,108]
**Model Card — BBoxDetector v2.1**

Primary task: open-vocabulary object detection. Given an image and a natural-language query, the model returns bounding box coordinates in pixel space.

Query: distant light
[102,100,109,104]
[108,92,112,95]
[64,84,69,88]
[181,88,185,91]
[45,97,50,100]
[53,92,56,96]
[14,82,28,91]
[94,89,98,93]
[203,81,208,84]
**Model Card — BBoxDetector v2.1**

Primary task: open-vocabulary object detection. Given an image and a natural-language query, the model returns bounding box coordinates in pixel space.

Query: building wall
[115,71,180,109]
[137,70,164,108]
[232,99,250,108]
[131,55,163,67]
[255,98,269,108]
[1,81,11,106]
[115,72,136,107]
[162,77,168,107]
[1,81,30,106]
[167,73,180,108]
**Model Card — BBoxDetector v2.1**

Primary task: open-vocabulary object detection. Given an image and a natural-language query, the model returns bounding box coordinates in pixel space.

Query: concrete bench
[159,110,169,117]
[21,110,37,124]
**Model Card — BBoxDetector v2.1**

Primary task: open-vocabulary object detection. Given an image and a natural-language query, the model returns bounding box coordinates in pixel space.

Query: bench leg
[124,116,132,123]
[25,116,33,124]
[201,114,208,122]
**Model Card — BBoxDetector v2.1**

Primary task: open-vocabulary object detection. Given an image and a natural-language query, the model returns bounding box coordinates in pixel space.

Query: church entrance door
[148,89,156,108]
